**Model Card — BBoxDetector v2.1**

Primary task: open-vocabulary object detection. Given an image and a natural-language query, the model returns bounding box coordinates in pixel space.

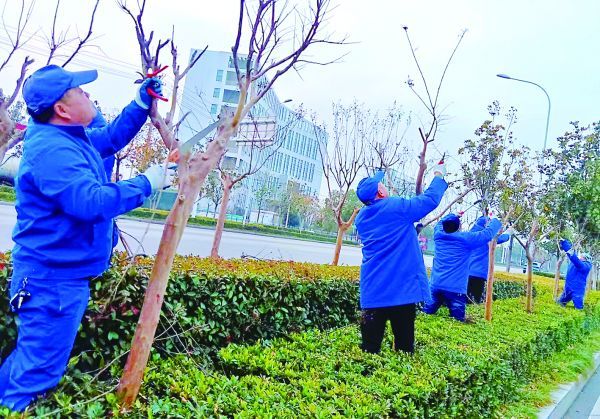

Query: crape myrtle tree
[0,0,99,162]
[401,26,466,195]
[116,0,345,407]
[458,102,524,320]
[210,106,302,258]
[363,103,410,194]
[315,101,367,265]
[540,122,600,297]
[507,154,552,314]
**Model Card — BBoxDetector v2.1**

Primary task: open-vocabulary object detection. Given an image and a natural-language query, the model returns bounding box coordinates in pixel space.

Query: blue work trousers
[557,286,584,310]
[0,276,90,412]
[422,288,467,321]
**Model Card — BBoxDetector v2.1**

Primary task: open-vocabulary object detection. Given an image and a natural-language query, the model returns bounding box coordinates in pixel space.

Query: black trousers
[360,303,416,354]
[467,276,486,304]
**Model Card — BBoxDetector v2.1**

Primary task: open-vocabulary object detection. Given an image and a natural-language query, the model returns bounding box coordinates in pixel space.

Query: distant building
[179,50,325,221]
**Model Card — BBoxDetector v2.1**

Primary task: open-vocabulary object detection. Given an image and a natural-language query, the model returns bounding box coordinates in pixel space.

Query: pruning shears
[438,152,446,165]
[135,65,169,102]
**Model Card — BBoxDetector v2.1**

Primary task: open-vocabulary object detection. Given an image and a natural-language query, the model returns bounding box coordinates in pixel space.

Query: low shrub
[0,185,15,203]
[0,253,538,375]
[16,281,600,418]
[0,253,360,372]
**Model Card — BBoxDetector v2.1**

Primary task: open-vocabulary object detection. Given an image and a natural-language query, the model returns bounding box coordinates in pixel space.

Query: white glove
[142,163,177,191]
[503,226,514,236]
[433,162,447,177]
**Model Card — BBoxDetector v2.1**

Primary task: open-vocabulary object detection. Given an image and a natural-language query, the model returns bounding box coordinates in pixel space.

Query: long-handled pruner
[135,65,169,102]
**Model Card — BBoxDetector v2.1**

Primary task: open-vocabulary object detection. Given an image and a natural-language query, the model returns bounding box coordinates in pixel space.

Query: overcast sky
[1,0,599,177]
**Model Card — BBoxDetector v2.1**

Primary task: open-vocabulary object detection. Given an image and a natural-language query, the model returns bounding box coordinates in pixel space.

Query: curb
[538,352,600,418]
[118,215,361,247]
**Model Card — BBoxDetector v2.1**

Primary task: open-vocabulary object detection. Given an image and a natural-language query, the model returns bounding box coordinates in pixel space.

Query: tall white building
[179,50,325,221]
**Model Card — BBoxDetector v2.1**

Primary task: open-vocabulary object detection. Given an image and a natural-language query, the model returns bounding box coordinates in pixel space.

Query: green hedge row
[0,254,359,373]
[125,207,358,245]
[0,185,15,203]
[17,281,600,418]
[0,253,533,376]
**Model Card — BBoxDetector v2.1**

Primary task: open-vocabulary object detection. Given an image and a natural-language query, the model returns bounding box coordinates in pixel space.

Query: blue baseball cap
[23,65,98,114]
[356,170,385,205]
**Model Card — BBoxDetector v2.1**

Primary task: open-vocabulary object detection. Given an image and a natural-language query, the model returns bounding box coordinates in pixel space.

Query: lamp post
[496,74,551,154]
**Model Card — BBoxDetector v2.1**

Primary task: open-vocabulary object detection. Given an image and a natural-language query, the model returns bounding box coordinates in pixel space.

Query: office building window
[223,89,241,103]
[216,70,223,82]
[210,104,218,115]
[226,71,238,86]
[213,88,221,99]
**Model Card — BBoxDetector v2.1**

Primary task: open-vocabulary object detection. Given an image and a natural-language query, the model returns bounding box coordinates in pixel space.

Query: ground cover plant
[1,253,581,417]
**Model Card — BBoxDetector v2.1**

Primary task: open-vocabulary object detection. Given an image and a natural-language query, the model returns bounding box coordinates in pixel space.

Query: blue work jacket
[565,252,592,295]
[430,217,502,294]
[355,176,448,309]
[11,101,151,280]
[467,216,510,279]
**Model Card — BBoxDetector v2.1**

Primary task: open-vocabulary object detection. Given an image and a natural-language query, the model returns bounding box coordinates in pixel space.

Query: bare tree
[211,109,301,258]
[45,0,100,66]
[116,0,345,407]
[0,0,100,162]
[363,103,411,195]
[0,0,35,162]
[316,101,367,265]
[402,27,467,195]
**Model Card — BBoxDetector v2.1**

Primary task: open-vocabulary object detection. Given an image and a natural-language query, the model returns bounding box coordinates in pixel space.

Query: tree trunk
[211,175,233,259]
[505,235,514,272]
[332,208,360,266]
[526,255,533,313]
[553,256,564,299]
[285,200,291,228]
[414,137,428,196]
[117,122,234,407]
[484,239,497,321]
[332,224,348,266]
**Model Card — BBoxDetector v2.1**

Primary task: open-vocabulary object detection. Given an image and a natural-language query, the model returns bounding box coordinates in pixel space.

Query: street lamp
[496,74,551,154]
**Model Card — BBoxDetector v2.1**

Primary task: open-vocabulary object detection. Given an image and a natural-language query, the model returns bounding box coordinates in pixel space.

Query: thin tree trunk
[285,200,291,228]
[211,176,232,259]
[526,255,534,313]
[484,239,497,321]
[332,208,360,266]
[553,256,564,299]
[117,122,234,407]
[415,135,428,196]
[505,236,514,272]
[332,225,347,266]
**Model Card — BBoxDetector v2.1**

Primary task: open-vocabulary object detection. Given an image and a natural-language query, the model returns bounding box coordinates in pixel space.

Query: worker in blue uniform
[354,163,448,354]
[0,65,176,412]
[423,214,502,321]
[466,216,511,303]
[557,239,592,310]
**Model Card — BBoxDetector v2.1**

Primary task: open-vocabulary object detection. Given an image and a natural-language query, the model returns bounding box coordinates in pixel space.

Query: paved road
[562,366,600,418]
[1,204,437,267]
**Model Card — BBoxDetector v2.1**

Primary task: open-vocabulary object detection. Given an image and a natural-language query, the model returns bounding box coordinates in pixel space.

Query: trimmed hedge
[13,279,600,418]
[126,207,358,245]
[1,253,360,372]
[1,253,533,374]
[0,185,15,203]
